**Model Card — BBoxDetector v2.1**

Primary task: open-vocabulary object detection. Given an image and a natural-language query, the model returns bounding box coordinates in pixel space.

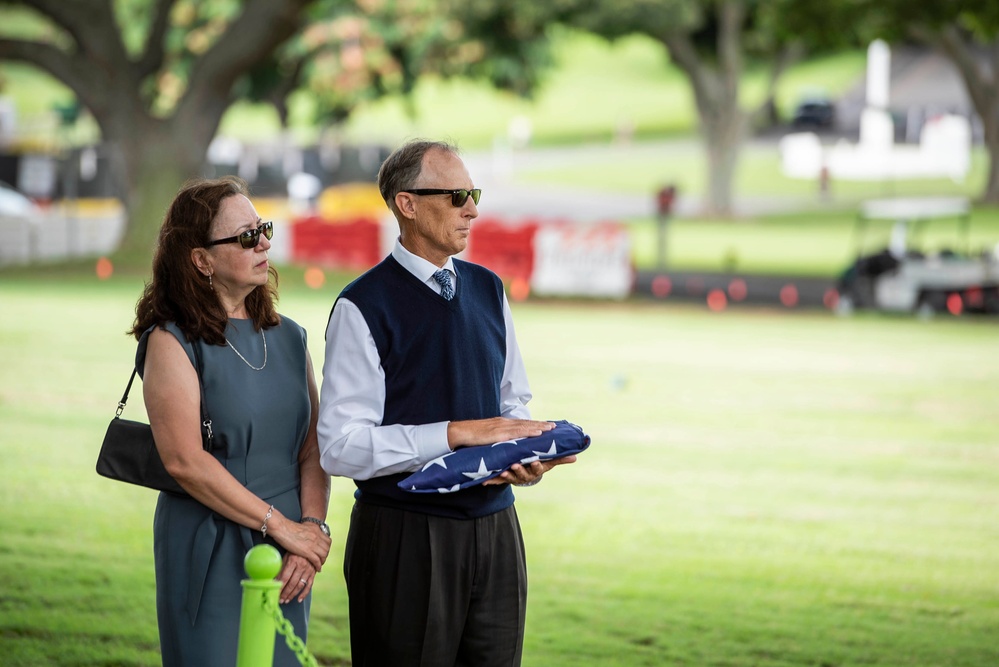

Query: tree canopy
[0,0,996,259]
[0,0,562,262]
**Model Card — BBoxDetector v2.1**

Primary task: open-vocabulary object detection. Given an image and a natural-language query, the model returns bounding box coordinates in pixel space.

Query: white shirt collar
[391,237,455,281]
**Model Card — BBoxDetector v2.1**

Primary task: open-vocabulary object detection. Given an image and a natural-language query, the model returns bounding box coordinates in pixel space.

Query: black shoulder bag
[96,343,214,496]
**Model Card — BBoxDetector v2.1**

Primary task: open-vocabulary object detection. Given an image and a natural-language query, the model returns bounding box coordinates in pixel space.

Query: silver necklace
[225,329,267,371]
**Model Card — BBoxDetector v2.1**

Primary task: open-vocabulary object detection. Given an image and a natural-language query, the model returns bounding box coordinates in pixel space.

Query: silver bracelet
[515,477,541,487]
[260,504,274,537]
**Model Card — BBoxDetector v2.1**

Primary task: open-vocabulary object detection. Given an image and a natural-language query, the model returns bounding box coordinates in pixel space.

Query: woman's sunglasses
[402,188,482,207]
[207,221,274,249]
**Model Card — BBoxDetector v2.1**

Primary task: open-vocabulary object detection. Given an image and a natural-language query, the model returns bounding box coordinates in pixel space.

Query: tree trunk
[662,0,748,217]
[117,151,198,266]
[701,104,746,216]
[106,117,212,268]
[979,105,999,205]
[0,0,313,267]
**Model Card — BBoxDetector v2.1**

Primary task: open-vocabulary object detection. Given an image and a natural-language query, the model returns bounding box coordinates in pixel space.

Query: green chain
[261,595,320,667]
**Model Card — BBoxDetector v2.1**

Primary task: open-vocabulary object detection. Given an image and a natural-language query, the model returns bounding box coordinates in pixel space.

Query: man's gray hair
[377,139,460,210]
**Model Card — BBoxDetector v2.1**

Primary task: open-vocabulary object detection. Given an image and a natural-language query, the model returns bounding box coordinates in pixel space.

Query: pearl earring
[208,273,213,288]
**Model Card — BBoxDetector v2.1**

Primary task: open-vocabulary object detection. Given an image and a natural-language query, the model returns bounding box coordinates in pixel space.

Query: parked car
[791,97,835,129]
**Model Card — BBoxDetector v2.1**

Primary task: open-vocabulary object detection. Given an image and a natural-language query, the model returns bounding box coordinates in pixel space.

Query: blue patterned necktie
[432,269,454,300]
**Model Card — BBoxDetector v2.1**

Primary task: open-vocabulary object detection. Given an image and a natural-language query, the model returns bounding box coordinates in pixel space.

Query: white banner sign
[531,223,632,299]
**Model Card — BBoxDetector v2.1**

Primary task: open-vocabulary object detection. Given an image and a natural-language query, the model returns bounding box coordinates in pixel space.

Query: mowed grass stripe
[1,274,997,666]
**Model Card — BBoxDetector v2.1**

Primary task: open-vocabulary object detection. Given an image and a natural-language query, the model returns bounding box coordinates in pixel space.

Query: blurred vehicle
[0,181,36,216]
[836,197,999,316]
[791,97,835,129]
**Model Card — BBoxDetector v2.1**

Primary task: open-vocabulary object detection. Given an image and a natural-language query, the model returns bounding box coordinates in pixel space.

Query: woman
[130,176,331,666]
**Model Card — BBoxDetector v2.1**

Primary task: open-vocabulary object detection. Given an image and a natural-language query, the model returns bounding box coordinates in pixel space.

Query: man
[318,139,575,666]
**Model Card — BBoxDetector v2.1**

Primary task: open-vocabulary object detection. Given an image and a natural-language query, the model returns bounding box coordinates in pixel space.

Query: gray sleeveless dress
[136,316,312,667]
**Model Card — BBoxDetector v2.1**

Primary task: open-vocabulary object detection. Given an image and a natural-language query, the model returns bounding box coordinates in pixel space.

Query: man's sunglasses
[402,188,482,207]
[207,221,274,249]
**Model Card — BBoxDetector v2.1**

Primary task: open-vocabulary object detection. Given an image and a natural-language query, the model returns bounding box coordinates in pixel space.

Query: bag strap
[115,342,214,451]
[115,369,138,418]
[191,342,214,450]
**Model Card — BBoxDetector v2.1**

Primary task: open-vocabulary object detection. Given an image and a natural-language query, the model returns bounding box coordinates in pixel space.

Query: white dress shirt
[318,239,533,480]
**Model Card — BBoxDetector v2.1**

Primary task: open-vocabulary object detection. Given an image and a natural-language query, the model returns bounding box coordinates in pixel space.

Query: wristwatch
[301,516,330,537]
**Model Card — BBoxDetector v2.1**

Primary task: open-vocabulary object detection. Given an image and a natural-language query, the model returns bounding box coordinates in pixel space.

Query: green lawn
[2,24,997,665]
[510,141,991,202]
[503,141,998,276]
[1,270,997,666]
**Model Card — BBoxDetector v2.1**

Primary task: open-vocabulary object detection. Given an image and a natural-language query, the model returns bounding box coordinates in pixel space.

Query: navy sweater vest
[337,255,514,518]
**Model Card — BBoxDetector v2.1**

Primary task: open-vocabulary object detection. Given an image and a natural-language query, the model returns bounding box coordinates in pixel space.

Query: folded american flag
[398,420,590,493]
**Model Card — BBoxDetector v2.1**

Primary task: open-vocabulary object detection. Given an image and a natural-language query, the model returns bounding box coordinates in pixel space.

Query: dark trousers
[343,502,528,667]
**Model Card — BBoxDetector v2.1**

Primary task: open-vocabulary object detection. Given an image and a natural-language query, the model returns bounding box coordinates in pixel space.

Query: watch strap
[301,516,329,534]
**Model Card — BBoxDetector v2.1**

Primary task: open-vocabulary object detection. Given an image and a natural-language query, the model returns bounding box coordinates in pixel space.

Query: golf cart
[836,197,999,316]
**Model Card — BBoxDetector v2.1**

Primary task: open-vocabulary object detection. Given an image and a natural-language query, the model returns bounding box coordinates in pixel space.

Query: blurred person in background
[130,176,331,666]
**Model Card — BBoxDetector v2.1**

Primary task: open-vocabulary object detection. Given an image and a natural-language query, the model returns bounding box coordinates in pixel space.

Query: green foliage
[1,274,998,666]
[113,0,161,55]
[4,25,773,146]
[0,3,69,43]
[299,32,864,150]
[292,0,565,127]
[565,0,696,43]
[0,3,875,148]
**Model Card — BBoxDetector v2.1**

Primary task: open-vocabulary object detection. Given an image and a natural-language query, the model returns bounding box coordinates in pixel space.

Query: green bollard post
[236,544,283,667]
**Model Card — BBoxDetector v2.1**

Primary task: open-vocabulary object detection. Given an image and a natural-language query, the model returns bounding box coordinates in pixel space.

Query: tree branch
[265,56,310,127]
[752,40,804,121]
[178,0,313,122]
[12,0,81,46]
[15,0,118,55]
[152,0,317,150]
[992,37,999,82]
[939,24,992,87]
[0,37,88,96]
[137,0,179,79]
[911,22,995,118]
[16,0,136,80]
[717,0,746,96]
[661,30,716,110]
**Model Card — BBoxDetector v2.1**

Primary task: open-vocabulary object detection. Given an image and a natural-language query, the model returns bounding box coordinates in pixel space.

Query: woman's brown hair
[130,176,279,344]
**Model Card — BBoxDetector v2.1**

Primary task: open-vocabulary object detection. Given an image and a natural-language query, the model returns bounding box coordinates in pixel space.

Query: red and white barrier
[530,221,633,299]
[287,204,634,299]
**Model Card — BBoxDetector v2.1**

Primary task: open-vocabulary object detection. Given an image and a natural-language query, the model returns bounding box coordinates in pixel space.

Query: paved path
[462,138,821,223]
